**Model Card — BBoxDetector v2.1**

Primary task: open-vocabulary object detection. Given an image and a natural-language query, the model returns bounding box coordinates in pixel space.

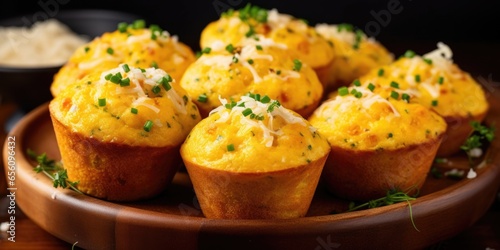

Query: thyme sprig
[347,188,419,231]
[27,149,82,194]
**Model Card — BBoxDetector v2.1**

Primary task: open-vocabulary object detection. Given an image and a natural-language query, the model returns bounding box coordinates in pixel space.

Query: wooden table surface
[0,101,499,250]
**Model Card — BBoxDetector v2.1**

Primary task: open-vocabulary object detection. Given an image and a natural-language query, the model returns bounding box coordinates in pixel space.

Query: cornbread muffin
[49,64,201,201]
[181,94,330,219]
[180,38,323,118]
[200,4,334,70]
[309,84,447,201]
[358,42,489,156]
[50,20,195,96]
[314,23,393,92]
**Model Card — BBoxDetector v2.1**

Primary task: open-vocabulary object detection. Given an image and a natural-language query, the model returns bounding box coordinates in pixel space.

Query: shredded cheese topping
[98,64,187,114]
[209,95,307,147]
[319,86,400,121]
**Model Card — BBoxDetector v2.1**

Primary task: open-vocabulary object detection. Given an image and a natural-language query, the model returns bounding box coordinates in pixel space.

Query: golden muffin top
[50,64,201,147]
[315,23,393,85]
[200,4,334,69]
[309,84,447,151]
[180,38,323,117]
[50,20,195,96]
[181,94,331,173]
[358,42,489,118]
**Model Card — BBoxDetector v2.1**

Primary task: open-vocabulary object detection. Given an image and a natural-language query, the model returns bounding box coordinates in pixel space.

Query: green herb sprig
[27,149,82,194]
[346,188,419,231]
[460,121,495,165]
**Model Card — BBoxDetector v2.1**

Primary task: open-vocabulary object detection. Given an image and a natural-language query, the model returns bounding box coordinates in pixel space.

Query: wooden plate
[3,100,500,250]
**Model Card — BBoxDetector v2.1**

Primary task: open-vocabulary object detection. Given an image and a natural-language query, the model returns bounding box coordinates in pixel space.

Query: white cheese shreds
[132,96,160,113]
[267,9,293,29]
[242,60,262,83]
[421,82,441,99]
[422,42,453,73]
[467,168,477,179]
[315,24,357,45]
[241,35,288,49]
[469,148,483,158]
[210,95,307,147]
[100,64,187,115]
[198,55,233,67]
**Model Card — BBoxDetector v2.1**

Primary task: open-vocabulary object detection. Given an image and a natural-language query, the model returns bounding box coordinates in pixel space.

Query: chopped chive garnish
[402,93,410,102]
[378,68,384,76]
[118,22,128,33]
[353,79,361,86]
[132,19,146,29]
[247,59,254,64]
[84,47,90,53]
[143,120,153,132]
[423,58,433,65]
[162,81,171,91]
[260,95,271,103]
[390,81,399,89]
[255,93,261,101]
[415,74,421,83]
[276,70,281,75]
[106,47,114,55]
[131,107,138,114]
[197,94,208,103]
[242,108,253,117]
[438,76,444,84]
[338,86,349,96]
[404,50,416,58]
[227,144,235,151]
[267,100,281,112]
[122,64,130,72]
[388,133,393,138]
[352,29,363,50]
[293,59,302,72]
[151,61,158,69]
[368,83,375,92]
[152,85,161,94]
[201,47,211,54]
[225,44,235,53]
[390,91,399,99]
[110,74,122,84]
[245,25,256,37]
[98,98,106,107]
[337,23,353,32]
[104,73,112,80]
[120,78,130,86]
[232,56,239,63]
[165,74,173,82]
[353,90,362,98]
[256,45,263,50]
[225,101,236,109]
[431,100,438,106]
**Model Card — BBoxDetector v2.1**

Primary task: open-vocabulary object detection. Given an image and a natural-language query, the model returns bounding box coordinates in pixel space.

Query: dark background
[1,0,499,81]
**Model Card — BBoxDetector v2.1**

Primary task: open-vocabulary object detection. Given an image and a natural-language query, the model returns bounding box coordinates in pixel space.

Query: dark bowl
[0,9,142,112]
